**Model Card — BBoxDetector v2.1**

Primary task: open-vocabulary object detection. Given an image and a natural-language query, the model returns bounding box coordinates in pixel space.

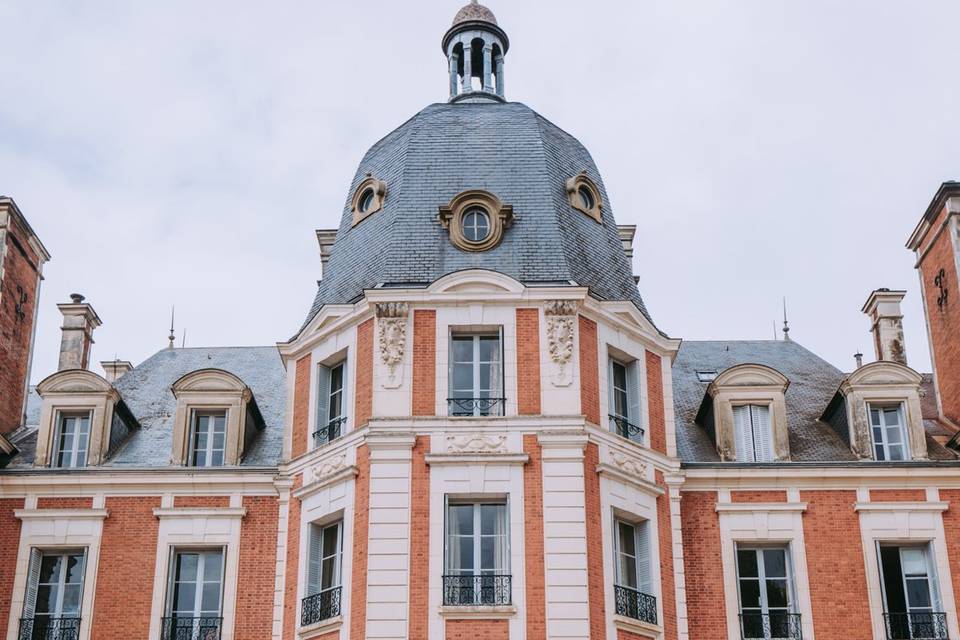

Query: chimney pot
[100,360,133,383]
[861,289,907,365]
[854,351,864,368]
[57,297,102,371]
[69,293,85,304]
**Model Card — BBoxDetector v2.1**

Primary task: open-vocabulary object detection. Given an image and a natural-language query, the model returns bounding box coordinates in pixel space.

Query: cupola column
[495,54,504,96]
[462,44,473,92]
[449,49,460,98]
[443,2,509,102]
[483,43,494,92]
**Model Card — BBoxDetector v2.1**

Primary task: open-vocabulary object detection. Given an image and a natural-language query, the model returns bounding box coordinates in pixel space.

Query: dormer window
[351,175,387,226]
[868,403,908,461]
[696,371,718,383]
[53,412,91,468]
[732,404,773,462]
[566,172,602,222]
[189,410,227,467]
[438,190,514,252]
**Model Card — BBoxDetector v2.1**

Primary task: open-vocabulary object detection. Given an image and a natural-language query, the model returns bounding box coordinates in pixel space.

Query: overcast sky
[2,0,958,382]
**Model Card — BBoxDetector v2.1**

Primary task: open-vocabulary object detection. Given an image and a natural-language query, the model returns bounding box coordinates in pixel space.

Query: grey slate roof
[298,100,656,336]
[5,346,285,469]
[672,340,957,463]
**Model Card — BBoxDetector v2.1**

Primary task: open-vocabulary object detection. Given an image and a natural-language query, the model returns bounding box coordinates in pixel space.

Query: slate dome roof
[452,1,498,26]
[298,100,658,335]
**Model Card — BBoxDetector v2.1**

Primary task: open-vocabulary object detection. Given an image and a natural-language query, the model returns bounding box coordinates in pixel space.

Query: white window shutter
[636,521,652,594]
[733,405,753,461]
[23,548,42,619]
[751,405,773,462]
[315,365,331,429]
[607,358,616,427]
[307,524,321,595]
[626,361,642,439]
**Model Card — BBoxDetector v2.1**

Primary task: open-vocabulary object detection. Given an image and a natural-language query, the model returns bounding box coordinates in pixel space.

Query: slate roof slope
[298,100,655,336]
[672,340,956,463]
[4,346,285,469]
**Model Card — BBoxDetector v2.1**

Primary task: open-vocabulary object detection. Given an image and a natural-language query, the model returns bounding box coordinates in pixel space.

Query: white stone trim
[614,614,663,638]
[297,615,342,639]
[424,453,528,466]
[438,605,517,619]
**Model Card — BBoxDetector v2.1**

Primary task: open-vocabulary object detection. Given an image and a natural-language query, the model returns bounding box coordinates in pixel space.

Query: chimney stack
[100,360,132,383]
[854,351,864,369]
[861,288,907,365]
[57,294,101,371]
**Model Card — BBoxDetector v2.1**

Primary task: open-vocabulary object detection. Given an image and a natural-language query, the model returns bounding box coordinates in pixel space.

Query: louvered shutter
[315,366,331,435]
[732,405,753,461]
[751,405,773,462]
[607,358,616,430]
[23,548,42,619]
[636,521,652,594]
[626,361,642,442]
[307,524,321,596]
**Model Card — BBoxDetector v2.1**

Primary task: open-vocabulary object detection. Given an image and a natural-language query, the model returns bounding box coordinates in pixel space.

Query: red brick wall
[730,491,788,503]
[583,442,607,640]
[173,495,231,508]
[516,308,541,415]
[579,316,600,425]
[523,435,546,640]
[680,491,726,639]
[445,619,509,639]
[0,223,42,434]
[292,354,312,459]
[801,490,872,640]
[617,630,657,640]
[0,498,24,634]
[408,436,430,640]
[655,472,678,640]
[869,489,926,502]
[939,489,960,615]
[282,477,303,640]
[412,310,436,416]
[35,497,93,509]
[351,444,371,640]
[918,206,960,423]
[646,351,667,455]
[355,319,373,427]
[91,497,161,640]
[236,496,279,640]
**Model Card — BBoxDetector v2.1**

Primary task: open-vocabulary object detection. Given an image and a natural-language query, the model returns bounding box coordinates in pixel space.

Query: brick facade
[516,308,541,415]
[292,354,312,459]
[680,492,727,639]
[412,309,437,416]
[282,478,303,640]
[729,490,788,503]
[35,496,93,509]
[236,496,280,640]
[579,316,600,426]
[444,619,509,639]
[522,435,546,640]
[655,472,678,640]
[938,489,960,621]
[583,442,607,640]
[355,318,373,427]
[351,444,371,640]
[869,488,927,502]
[0,498,24,635]
[645,350,666,455]
[172,495,231,508]
[408,436,430,640]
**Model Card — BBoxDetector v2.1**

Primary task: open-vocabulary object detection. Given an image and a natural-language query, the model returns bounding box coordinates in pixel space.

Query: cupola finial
[443,2,509,102]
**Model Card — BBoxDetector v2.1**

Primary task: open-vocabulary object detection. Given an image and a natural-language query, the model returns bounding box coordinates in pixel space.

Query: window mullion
[757,550,769,616]
[194,553,205,617]
[54,553,66,618]
[473,336,481,416]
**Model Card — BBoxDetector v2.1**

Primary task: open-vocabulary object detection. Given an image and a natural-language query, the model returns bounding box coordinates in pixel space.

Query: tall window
[448,333,503,417]
[869,404,909,461]
[315,361,346,446]
[302,521,343,626]
[608,358,642,442]
[613,518,656,624]
[736,546,799,640]
[733,404,773,462]
[163,549,224,640]
[53,412,91,468]
[21,550,85,640]
[879,544,946,640]
[189,411,226,467]
[443,501,510,605]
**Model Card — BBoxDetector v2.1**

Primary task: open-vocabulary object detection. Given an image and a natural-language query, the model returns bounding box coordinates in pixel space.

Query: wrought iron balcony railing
[614,584,657,625]
[609,414,645,442]
[884,612,949,640]
[313,417,346,447]
[160,616,222,640]
[18,617,80,640]
[447,397,506,417]
[739,612,803,640]
[442,574,511,606]
[301,586,342,626]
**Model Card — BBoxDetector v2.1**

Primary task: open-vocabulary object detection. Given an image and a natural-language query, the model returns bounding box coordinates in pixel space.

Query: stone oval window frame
[566,172,603,223]
[351,175,387,226]
[438,190,515,252]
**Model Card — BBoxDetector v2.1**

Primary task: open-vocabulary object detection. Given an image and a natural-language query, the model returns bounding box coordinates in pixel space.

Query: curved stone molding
[611,451,647,479]
[376,302,409,388]
[545,300,578,387]
[36,369,113,395]
[438,190,514,252]
[351,175,387,226]
[446,433,508,454]
[565,171,603,223]
[310,454,348,483]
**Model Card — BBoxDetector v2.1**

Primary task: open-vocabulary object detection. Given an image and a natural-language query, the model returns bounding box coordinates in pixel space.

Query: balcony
[313,417,346,447]
[442,574,512,606]
[301,586,342,627]
[18,617,80,640]
[609,415,644,443]
[447,397,505,417]
[739,612,802,640]
[884,612,949,640]
[614,585,657,625]
[160,617,222,640]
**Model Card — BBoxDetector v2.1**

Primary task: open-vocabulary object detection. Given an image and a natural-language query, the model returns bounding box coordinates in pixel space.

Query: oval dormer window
[438,190,514,252]
[566,172,602,223]
[358,188,376,214]
[351,175,387,226]
[463,208,491,242]
[577,185,595,211]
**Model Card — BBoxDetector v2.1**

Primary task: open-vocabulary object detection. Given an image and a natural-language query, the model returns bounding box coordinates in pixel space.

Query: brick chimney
[57,294,101,371]
[100,359,132,383]
[861,288,907,365]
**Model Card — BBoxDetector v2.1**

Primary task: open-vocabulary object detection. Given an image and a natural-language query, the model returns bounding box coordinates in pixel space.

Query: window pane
[176,554,198,582]
[203,552,222,580]
[737,549,758,578]
[882,408,901,428]
[480,537,495,570]
[479,364,491,392]
[766,579,789,608]
[201,582,220,612]
[210,450,224,466]
[870,408,882,427]
[39,555,61,583]
[450,505,473,536]
[452,338,472,363]
[212,429,225,450]
[619,555,638,588]
[480,505,501,535]
[739,579,761,608]
[618,522,636,557]
[457,538,474,572]
[173,583,196,613]
[478,336,498,362]
[888,445,904,461]
[35,585,56,615]
[65,554,84,583]
[875,444,886,461]
[901,548,927,576]
[763,549,787,578]
[322,525,339,557]
[452,364,472,393]
[321,558,337,589]
[61,585,82,615]
[906,579,932,608]
[886,424,903,444]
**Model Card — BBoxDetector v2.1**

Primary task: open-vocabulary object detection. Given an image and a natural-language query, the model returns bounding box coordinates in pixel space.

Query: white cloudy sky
[2,0,958,381]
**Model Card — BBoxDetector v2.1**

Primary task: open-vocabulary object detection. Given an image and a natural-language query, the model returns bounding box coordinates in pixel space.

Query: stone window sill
[438,605,517,620]
[614,614,663,638]
[298,615,342,639]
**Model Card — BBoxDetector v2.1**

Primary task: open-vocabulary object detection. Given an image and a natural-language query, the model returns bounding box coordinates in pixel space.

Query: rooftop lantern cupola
[443,1,509,103]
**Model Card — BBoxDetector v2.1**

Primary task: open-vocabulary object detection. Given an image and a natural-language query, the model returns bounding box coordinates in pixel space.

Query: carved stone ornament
[611,451,647,479]
[544,300,579,387]
[376,302,409,389]
[310,454,347,483]
[446,433,508,454]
